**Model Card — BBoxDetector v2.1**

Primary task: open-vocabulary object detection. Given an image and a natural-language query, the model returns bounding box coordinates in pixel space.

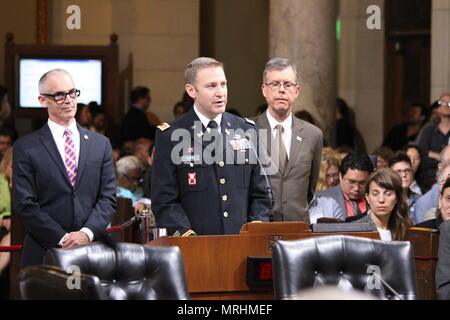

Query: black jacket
[151,108,270,236]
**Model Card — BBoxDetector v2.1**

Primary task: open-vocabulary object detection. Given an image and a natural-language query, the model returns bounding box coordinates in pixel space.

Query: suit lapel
[75,125,89,189]
[284,117,305,175]
[38,124,72,186]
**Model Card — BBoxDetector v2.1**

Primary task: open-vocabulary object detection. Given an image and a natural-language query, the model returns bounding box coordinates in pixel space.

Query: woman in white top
[365,168,412,241]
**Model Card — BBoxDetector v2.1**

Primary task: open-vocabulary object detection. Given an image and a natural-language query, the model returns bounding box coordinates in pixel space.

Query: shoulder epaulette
[157,122,171,131]
[245,118,255,126]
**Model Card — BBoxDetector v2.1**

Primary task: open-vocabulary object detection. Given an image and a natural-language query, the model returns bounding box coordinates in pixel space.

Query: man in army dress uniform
[151,57,270,236]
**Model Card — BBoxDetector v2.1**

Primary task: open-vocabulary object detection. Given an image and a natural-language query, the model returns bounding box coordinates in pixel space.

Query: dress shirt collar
[193,104,222,132]
[47,118,78,138]
[266,110,292,133]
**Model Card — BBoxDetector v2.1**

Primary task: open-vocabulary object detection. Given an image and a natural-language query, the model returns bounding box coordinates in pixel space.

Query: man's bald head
[38,69,74,94]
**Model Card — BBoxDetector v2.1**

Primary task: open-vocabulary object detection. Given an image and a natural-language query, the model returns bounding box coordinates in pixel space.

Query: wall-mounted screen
[19,59,102,108]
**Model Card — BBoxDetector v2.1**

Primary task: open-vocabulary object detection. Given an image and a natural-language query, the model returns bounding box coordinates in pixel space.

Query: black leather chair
[19,243,189,300]
[19,265,108,300]
[272,235,417,300]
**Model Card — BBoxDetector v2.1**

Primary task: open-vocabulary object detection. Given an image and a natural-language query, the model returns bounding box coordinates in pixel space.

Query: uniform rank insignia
[245,118,255,125]
[188,173,197,185]
[157,122,171,131]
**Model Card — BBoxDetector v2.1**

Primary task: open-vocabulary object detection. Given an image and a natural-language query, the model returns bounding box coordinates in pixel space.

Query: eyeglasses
[264,81,297,92]
[439,100,450,107]
[41,89,80,103]
[124,174,143,184]
[394,168,412,175]
[326,172,339,180]
[344,178,366,187]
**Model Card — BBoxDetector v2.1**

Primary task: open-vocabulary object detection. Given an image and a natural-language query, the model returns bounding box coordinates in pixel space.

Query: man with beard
[253,58,323,223]
[382,102,427,152]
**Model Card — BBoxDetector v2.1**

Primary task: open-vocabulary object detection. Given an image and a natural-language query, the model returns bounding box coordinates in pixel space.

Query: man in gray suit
[311,153,374,222]
[254,58,323,222]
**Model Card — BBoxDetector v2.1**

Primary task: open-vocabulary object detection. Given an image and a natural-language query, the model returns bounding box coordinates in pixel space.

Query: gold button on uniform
[220,178,226,184]
[219,161,225,167]
[190,163,194,167]
[222,195,228,201]
[223,211,229,218]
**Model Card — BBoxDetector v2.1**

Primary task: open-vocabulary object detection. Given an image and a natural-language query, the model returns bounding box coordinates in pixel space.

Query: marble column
[269,0,337,143]
[431,0,450,101]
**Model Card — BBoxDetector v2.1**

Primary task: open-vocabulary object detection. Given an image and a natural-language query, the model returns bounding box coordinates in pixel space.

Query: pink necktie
[64,129,77,186]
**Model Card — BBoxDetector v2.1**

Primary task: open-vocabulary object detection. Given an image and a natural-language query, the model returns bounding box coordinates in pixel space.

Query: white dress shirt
[266,110,292,159]
[194,104,223,133]
[47,119,94,244]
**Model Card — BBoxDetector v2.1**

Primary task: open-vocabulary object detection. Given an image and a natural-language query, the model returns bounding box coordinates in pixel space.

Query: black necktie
[207,120,218,131]
[207,120,219,158]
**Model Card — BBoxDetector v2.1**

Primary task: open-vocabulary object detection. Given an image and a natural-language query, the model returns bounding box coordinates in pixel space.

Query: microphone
[365,264,403,300]
[245,133,274,220]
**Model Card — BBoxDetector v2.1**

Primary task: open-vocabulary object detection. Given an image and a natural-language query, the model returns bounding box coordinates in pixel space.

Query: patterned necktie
[275,124,288,173]
[64,129,77,187]
[348,199,362,217]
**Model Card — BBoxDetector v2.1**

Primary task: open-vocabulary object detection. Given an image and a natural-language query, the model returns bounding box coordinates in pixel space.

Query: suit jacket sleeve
[247,129,271,222]
[12,141,67,249]
[82,138,117,236]
[308,129,323,204]
[437,220,450,300]
[151,129,193,234]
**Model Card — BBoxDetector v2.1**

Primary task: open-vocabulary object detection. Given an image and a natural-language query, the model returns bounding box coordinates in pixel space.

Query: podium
[147,222,380,299]
[407,227,439,300]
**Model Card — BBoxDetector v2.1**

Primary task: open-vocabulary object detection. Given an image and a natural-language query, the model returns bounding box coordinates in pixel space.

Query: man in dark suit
[120,86,156,145]
[151,57,270,236]
[12,69,117,267]
[437,220,450,299]
[254,58,323,223]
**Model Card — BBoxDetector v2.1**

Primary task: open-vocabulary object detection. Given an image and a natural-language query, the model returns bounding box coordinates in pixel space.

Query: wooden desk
[407,227,439,300]
[147,223,380,300]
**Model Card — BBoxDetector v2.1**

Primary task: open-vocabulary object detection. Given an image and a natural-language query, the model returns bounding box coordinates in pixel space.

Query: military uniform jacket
[151,108,270,236]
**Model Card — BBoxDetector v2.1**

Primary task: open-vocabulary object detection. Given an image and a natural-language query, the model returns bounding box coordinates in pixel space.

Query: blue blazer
[12,123,117,267]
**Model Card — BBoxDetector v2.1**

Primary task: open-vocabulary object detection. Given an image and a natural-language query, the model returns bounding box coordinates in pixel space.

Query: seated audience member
[316,147,341,192]
[414,146,450,223]
[405,144,429,194]
[0,127,13,162]
[90,109,106,135]
[416,177,450,229]
[143,143,155,199]
[173,101,188,120]
[352,168,411,241]
[120,86,156,145]
[132,138,152,168]
[418,94,450,178]
[116,156,152,215]
[75,103,91,129]
[335,98,356,150]
[371,146,394,170]
[436,219,450,300]
[389,152,420,223]
[335,146,354,160]
[0,148,12,275]
[310,153,374,222]
[382,102,427,152]
[416,161,450,224]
